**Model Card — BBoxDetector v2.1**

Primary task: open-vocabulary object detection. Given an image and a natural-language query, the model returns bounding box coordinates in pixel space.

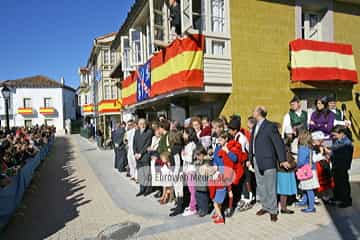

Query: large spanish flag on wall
[150,34,204,97]
[122,71,137,106]
[290,39,358,83]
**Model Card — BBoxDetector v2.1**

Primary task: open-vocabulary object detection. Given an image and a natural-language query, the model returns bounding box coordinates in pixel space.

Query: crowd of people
[0,125,56,188]
[112,94,354,224]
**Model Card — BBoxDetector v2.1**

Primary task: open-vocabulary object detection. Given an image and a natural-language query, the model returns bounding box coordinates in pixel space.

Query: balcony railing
[17,107,33,115]
[39,107,55,115]
[289,39,358,83]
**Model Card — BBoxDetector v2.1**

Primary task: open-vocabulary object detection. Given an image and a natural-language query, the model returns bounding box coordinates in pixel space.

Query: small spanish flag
[18,108,33,115]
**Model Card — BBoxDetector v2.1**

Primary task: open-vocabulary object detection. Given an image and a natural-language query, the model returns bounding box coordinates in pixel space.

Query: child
[195,145,211,217]
[182,127,198,216]
[159,152,173,204]
[199,117,212,150]
[210,132,228,224]
[277,132,297,214]
[296,130,320,213]
[327,125,354,208]
[311,131,334,203]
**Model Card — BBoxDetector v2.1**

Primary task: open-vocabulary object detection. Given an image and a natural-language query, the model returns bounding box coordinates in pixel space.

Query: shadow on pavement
[0,136,91,240]
[324,181,360,240]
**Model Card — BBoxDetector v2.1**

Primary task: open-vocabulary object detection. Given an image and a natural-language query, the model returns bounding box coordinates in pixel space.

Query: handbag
[296,150,313,181]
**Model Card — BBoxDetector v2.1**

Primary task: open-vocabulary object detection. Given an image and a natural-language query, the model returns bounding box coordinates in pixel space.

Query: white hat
[311,131,326,141]
[184,118,191,126]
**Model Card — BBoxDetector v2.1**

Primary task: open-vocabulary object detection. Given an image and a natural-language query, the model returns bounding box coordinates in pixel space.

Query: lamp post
[1,85,11,132]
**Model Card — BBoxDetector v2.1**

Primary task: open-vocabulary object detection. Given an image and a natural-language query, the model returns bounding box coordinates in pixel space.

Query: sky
[0,0,134,88]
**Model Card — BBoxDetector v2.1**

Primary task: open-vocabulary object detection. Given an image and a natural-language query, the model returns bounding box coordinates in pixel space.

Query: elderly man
[249,106,287,222]
[133,118,153,197]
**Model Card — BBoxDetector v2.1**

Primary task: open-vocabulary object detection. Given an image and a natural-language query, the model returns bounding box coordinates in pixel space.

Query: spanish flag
[121,71,137,106]
[290,39,358,83]
[83,104,94,113]
[98,99,122,113]
[39,107,55,115]
[18,108,33,115]
[150,34,204,97]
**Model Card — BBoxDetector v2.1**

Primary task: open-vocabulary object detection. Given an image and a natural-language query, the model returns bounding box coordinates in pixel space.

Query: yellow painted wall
[225,0,360,157]
[223,0,295,123]
[334,2,360,157]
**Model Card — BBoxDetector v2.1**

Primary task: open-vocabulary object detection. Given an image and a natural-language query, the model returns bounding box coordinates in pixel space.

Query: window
[181,0,193,33]
[130,29,143,66]
[24,120,32,128]
[121,36,132,71]
[111,84,117,99]
[78,95,81,106]
[111,51,116,64]
[44,119,53,126]
[23,98,32,108]
[302,12,321,40]
[103,49,110,65]
[85,95,88,104]
[153,0,165,41]
[44,98,52,108]
[104,85,111,99]
[211,0,225,33]
[192,0,202,31]
[211,40,225,56]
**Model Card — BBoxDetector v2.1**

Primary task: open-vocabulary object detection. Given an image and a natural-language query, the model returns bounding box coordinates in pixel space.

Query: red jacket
[218,140,247,185]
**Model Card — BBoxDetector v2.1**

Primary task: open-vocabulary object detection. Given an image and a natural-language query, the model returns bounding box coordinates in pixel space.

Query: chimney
[60,77,65,85]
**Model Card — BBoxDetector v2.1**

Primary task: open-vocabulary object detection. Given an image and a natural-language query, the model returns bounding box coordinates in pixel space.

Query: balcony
[39,107,56,116]
[98,99,122,114]
[289,39,358,84]
[82,104,94,114]
[17,107,33,115]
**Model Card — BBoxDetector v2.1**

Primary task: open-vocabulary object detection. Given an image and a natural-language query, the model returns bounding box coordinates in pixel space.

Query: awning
[290,39,358,83]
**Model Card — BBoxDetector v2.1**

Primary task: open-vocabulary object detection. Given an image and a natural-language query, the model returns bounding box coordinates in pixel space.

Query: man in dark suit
[133,118,153,197]
[112,123,127,172]
[249,106,287,222]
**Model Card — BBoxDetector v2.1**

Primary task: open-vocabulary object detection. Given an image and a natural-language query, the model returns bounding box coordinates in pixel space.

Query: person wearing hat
[281,96,308,138]
[328,94,352,129]
[227,116,249,217]
[311,131,334,203]
[326,125,354,208]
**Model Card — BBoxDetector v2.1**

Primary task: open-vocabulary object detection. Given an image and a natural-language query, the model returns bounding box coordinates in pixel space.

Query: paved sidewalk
[1,134,359,240]
[1,135,150,240]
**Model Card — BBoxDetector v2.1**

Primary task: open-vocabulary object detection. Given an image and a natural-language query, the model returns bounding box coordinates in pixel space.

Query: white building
[0,75,76,131]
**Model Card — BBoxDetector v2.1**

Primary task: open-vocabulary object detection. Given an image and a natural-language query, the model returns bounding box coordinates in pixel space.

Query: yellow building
[224,0,360,157]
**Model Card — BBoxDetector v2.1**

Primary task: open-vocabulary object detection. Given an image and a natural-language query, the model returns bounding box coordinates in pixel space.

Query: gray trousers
[254,158,278,214]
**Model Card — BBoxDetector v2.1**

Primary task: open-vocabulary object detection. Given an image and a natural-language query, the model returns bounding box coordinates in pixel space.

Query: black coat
[331,140,354,170]
[249,119,286,171]
[133,127,153,168]
[111,127,126,147]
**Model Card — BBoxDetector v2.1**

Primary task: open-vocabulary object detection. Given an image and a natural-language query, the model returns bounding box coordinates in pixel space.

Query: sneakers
[238,202,254,212]
[224,208,234,218]
[213,217,225,224]
[182,208,197,216]
[301,208,316,213]
[237,200,246,209]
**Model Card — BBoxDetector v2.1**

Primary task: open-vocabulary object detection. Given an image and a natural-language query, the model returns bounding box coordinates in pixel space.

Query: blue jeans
[300,190,315,210]
[196,191,209,214]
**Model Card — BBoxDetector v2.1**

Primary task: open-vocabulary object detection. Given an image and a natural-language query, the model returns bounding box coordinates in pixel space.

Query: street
[1,135,360,240]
